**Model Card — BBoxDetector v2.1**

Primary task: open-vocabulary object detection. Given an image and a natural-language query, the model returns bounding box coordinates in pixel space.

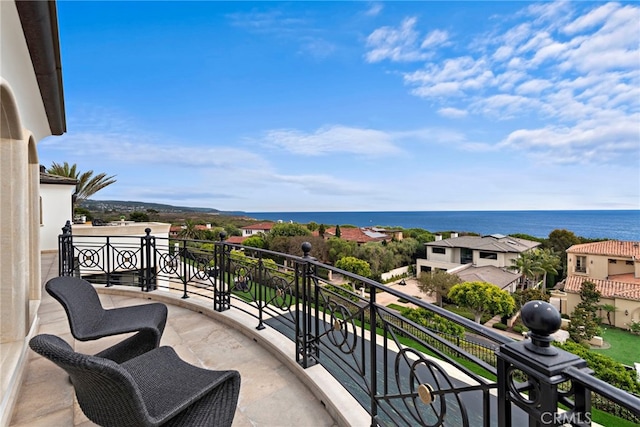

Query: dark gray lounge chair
[29,334,241,427]
[46,276,168,362]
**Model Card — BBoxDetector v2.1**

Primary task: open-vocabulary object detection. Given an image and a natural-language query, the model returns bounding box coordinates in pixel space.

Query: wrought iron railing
[58,226,640,426]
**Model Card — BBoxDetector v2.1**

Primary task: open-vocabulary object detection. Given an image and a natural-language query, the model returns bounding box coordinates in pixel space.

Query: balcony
[9,228,640,426]
[9,252,348,426]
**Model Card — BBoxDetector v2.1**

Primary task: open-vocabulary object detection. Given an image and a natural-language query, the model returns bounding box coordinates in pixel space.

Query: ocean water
[246,210,640,241]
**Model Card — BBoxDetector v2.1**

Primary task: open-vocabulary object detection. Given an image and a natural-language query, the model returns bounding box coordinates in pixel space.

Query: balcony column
[296,242,318,368]
[496,300,592,427]
[214,232,230,311]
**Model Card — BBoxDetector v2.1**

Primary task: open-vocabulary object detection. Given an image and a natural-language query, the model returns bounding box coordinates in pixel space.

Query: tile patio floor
[9,254,347,426]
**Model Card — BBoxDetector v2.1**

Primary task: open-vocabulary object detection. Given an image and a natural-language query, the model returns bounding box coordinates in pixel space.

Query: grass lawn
[592,327,640,366]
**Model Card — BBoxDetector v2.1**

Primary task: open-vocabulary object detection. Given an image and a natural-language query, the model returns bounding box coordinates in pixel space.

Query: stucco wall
[564,292,640,330]
[40,183,74,251]
[0,2,50,140]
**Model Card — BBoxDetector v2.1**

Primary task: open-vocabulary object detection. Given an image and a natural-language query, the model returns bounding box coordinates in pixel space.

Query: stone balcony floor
[9,254,344,426]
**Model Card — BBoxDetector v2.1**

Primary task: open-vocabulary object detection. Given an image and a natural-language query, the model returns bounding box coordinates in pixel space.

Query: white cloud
[562,2,619,34]
[365,17,443,63]
[421,29,449,49]
[500,113,640,164]
[437,107,468,119]
[515,78,552,95]
[262,125,402,156]
[368,1,640,168]
[364,2,383,17]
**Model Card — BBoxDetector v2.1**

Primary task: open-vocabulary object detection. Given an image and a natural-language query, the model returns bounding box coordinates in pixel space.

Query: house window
[626,261,634,266]
[432,247,446,254]
[608,259,617,264]
[576,256,587,273]
[479,251,498,260]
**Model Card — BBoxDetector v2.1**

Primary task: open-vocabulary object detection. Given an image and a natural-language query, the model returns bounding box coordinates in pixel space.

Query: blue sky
[40,1,640,212]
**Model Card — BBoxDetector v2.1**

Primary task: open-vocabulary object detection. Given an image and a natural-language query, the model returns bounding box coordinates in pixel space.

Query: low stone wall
[380,266,410,282]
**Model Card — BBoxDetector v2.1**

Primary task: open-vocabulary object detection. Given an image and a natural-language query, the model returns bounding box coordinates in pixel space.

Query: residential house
[451,264,522,293]
[241,221,274,237]
[322,226,392,244]
[560,240,640,329]
[39,166,76,252]
[1,1,66,423]
[416,234,540,291]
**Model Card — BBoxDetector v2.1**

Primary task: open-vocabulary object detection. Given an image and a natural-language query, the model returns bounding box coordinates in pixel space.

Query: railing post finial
[521,300,561,356]
[301,241,312,259]
[219,231,227,241]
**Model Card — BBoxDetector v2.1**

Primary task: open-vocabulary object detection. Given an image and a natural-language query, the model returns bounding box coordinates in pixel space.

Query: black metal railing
[58,226,640,426]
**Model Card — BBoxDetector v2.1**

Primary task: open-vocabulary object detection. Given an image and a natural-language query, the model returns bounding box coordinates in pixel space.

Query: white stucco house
[416,234,540,291]
[1,1,66,423]
[39,166,76,252]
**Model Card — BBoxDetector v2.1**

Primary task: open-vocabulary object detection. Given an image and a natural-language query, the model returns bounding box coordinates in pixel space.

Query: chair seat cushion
[121,346,239,423]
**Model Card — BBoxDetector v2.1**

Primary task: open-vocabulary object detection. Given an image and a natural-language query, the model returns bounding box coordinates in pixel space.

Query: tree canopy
[509,248,560,290]
[417,270,462,307]
[447,281,516,323]
[568,280,601,343]
[268,223,312,238]
[335,256,371,279]
[47,162,116,209]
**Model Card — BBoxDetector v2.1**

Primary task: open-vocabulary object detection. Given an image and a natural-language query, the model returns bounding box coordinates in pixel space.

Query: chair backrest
[45,276,105,339]
[29,334,151,427]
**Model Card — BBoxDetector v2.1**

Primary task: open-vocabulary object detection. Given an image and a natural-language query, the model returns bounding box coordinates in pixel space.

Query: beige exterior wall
[426,246,453,263]
[1,2,63,423]
[567,252,636,279]
[616,299,640,329]
[564,292,640,330]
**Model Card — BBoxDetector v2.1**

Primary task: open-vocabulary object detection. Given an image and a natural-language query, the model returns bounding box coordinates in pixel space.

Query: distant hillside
[80,199,240,214]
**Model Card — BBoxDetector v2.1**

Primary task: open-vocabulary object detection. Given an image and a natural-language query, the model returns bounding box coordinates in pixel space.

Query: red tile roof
[567,240,640,259]
[564,276,640,301]
[225,236,246,244]
[324,227,387,244]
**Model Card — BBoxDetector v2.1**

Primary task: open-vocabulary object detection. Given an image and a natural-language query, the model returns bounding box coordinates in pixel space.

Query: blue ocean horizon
[246,210,640,241]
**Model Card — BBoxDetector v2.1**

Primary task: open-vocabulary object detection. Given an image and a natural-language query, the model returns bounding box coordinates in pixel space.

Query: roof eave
[16,0,66,135]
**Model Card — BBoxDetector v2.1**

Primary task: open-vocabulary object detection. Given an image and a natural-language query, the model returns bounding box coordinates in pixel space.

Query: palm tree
[536,248,560,292]
[509,250,544,288]
[599,303,617,326]
[47,162,116,209]
[178,220,204,240]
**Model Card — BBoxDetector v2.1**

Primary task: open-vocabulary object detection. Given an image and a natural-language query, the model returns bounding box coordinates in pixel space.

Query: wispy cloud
[226,7,335,60]
[261,125,403,156]
[40,107,270,172]
[364,2,383,17]
[227,10,307,34]
[365,17,447,63]
[438,107,468,119]
[365,1,640,166]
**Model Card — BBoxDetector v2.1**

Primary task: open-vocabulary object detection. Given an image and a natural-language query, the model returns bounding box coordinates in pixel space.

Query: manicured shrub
[492,323,508,330]
[512,324,528,334]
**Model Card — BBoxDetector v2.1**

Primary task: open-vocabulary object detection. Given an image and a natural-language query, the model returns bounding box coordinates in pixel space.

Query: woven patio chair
[29,334,241,427]
[46,276,168,363]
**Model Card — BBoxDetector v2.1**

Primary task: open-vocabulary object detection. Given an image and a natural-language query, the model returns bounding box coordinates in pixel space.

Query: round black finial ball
[219,231,227,241]
[521,300,561,336]
[301,241,312,255]
[145,228,151,235]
